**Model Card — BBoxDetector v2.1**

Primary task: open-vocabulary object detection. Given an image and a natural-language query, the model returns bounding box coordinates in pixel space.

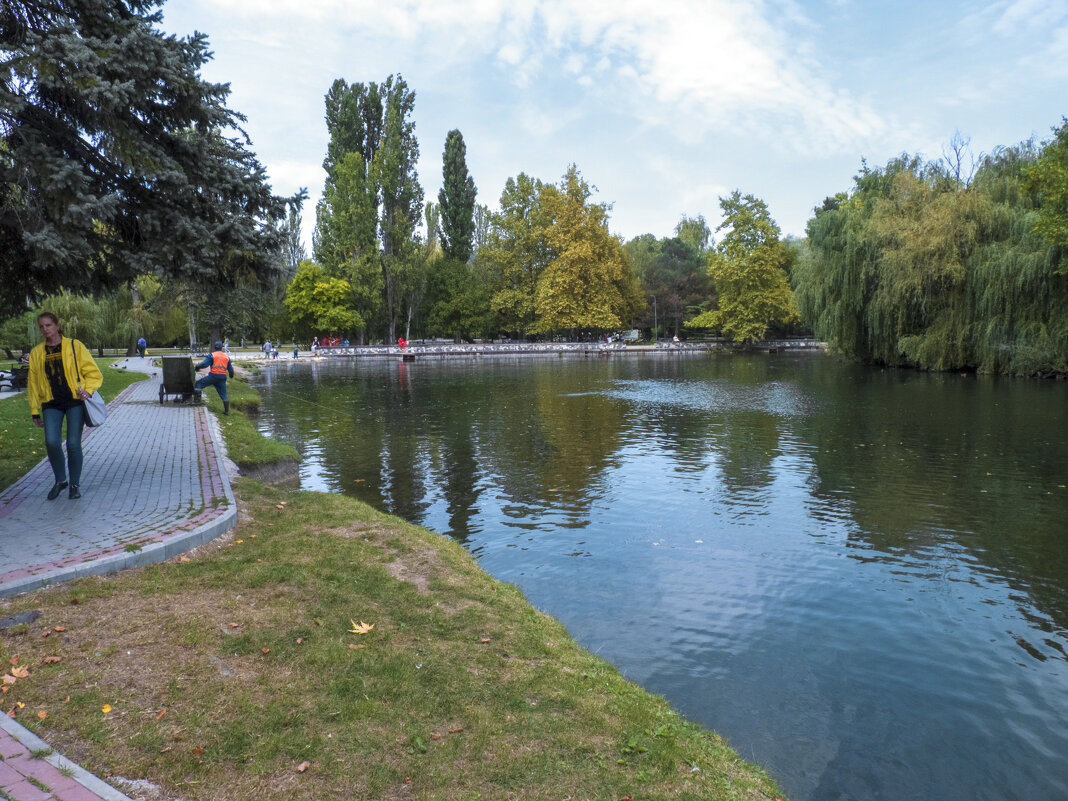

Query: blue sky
[160,0,1067,248]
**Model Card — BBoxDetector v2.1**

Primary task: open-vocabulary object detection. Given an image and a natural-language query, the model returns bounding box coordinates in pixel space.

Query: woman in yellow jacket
[27,312,102,500]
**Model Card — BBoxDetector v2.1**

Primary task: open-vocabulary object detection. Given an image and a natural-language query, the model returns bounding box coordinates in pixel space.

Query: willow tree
[532,166,643,335]
[687,191,797,342]
[794,137,1068,375]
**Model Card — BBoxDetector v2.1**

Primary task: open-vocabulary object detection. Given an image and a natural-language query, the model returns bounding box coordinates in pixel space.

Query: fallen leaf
[102,704,112,714]
[41,630,50,638]
[2,675,15,686]
[69,598,80,605]
[192,746,204,755]
[295,760,311,773]
[155,709,167,720]
[261,647,270,654]
[229,622,240,628]
[7,655,17,666]
[1,685,9,694]
[43,656,62,664]
[11,666,29,679]
[235,539,244,544]
[479,637,491,643]
[349,620,374,635]
[64,696,70,703]
[430,733,441,740]
[6,708,15,718]
[52,626,65,632]
[178,555,191,563]
[275,504,285,510]
[348,644,365,650]
[296,637,303,644]
[448,727,463,733]
[37,710,47,719]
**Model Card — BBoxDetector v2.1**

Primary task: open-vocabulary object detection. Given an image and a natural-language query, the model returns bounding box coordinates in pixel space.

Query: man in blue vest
[194,341,235,414]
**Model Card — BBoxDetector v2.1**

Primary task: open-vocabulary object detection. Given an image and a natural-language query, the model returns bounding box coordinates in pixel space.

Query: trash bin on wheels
[159,356,198,404]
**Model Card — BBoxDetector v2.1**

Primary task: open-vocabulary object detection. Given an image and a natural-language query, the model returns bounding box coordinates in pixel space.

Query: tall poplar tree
[438,129,477,263]
[313,74,422,342]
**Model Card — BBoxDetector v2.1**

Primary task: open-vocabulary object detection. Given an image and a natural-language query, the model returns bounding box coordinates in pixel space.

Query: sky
[159,0,1068,249]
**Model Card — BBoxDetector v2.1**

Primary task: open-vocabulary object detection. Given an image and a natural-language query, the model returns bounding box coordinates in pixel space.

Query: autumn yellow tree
[533,166,643,335]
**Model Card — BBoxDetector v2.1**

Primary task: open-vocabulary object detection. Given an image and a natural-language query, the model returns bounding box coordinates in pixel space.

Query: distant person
[27,312,102,500]
[194,341,234,414]
[263,339,272,358]
[293,344,299,359]
[397,337,407,350]
[136,335,147,358]
[223,337,229,354]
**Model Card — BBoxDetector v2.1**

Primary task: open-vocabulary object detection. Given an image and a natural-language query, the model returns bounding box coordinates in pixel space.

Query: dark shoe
[47,481,68,500]
[69,484,81,499]
[223,401,230,415]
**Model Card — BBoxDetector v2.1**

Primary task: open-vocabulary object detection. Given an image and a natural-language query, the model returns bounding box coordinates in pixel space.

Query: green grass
[0,481,785,801]
[0,359,145,492]
[200,378,299,470]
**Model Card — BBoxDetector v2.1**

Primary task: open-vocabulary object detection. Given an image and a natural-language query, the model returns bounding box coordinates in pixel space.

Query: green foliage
[795,134,1068,375]
[673,215,711,254]
[423,257,491,340]
[1022,119,1068,248]
[284,261,364,338]
[438,130,477,263]
[481,173,550,337]
[687,191,797,342]
[0,0,297,317]
[313,75,423,342]
[640,236,711,337]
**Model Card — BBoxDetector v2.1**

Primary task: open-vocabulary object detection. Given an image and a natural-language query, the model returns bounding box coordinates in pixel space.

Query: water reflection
[251,353,1068,801]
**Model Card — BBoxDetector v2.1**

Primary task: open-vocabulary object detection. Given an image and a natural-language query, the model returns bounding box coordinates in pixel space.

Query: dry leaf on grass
[43,656,62,664]
[295,761,311,773]
[11,666,29,679]
[348,620,374,635]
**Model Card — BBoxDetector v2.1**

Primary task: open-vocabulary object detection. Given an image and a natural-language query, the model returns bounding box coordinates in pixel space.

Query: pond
[250,352,1068,801]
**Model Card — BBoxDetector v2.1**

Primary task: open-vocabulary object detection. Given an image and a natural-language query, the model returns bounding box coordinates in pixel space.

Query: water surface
[251,353,1068,801]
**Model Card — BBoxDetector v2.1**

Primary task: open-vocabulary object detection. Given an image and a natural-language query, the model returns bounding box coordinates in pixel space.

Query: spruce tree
[0,0,295,317]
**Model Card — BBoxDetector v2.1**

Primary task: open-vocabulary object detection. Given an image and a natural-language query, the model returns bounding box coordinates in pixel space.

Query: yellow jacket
[27,337,103,416]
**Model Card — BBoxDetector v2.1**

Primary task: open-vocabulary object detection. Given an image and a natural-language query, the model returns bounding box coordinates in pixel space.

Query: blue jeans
[195,373,229,401]
[43,404,85,485]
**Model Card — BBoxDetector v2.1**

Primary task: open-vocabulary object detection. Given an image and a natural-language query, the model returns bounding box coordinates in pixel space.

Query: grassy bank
[0,480,783,801]
[200,377,299,471]
[0,359,145,492]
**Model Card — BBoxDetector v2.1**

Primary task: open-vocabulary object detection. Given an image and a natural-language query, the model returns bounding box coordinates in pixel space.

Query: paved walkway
[0,357,237,801]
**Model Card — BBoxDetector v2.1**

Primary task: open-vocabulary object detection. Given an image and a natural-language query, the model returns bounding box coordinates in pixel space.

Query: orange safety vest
[210,351,230,375]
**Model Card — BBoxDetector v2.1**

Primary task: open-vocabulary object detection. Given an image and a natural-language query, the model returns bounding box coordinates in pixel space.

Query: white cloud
[199,0,884,152]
